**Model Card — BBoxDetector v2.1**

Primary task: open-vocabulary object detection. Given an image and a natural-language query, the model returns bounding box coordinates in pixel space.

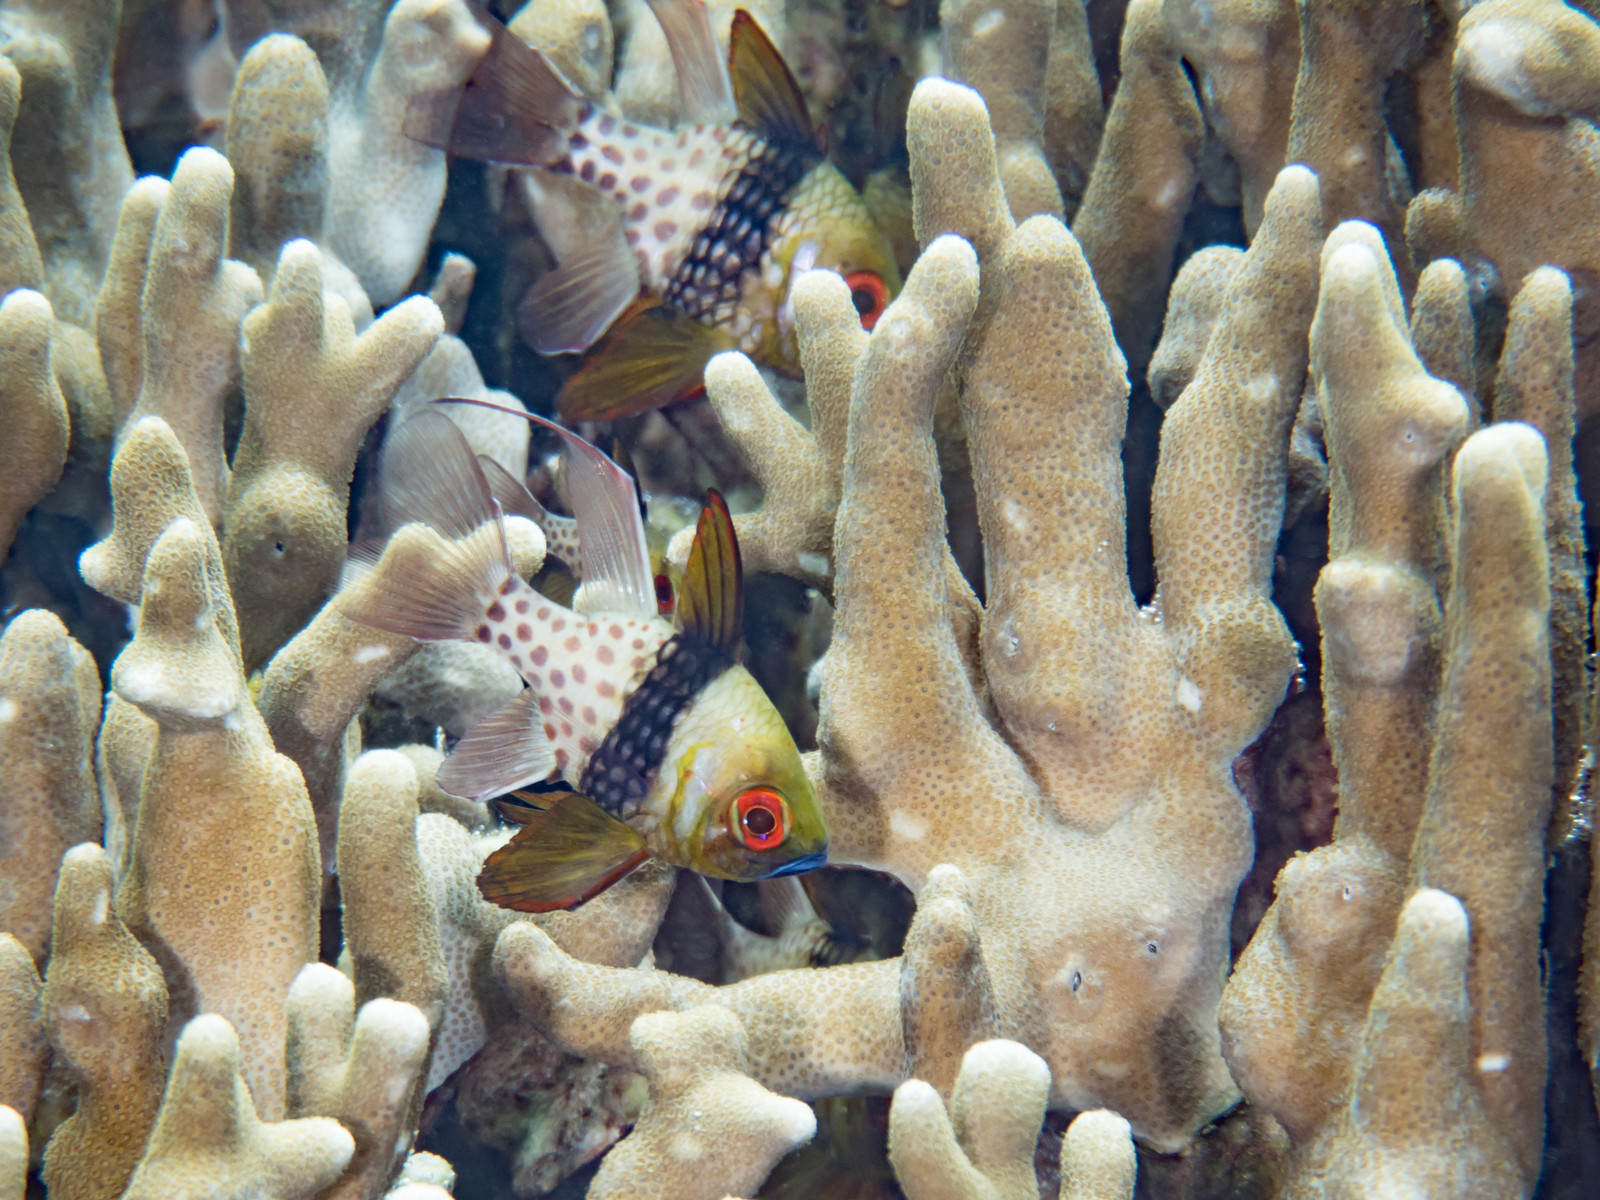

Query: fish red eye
[844,271,888,330]
[654,572,675,614]
[731,788,790,851]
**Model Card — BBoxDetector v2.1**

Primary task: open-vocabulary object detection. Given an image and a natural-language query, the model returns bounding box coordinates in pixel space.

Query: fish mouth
[766,849,828,877]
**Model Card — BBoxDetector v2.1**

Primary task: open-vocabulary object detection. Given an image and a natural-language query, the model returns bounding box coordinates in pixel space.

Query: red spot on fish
[497,633,512,649]
[630,656,647,671]
[544,722,557,739]
[579,735,597,753]
[621,123,638,137]
[597,680,616,698]
[476,626,491,642]
[555,747,569,769]
[582,705,597,725]
[531,646,548,666]
[597,114,616,135]
[608,624,623,639]
[597,645,614,665]
[562,635,580,652]
[629,202,648,221]
[539,696,553,714]
[632,146,648,163]
[632,638,645,650]
[515,598,530,614]
[569,131,589,150]
[516,623,532,641]
[550,670,566,686]
[551,618,565,632]
[559,697,574,715]
[561,721,573,738]
[689,148,706,170]
[536,607,551,620]
[598,171,617,191]
[579,160,596,182]
[572,665,587,684]
[602,144,623,165]
[655,220,677,241]
[587,623,599,635]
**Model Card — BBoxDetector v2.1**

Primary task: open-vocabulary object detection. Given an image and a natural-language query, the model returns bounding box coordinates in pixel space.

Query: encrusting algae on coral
[2,1,1600,1198]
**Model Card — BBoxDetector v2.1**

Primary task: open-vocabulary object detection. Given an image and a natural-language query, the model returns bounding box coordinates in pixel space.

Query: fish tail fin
[404,4,588,166]
[341,411,516,642]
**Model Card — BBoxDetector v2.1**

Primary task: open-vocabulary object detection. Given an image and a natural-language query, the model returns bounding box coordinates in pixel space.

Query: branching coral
[493,83,1324,1154]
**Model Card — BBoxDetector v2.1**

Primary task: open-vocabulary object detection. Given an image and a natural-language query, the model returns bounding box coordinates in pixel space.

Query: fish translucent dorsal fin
[404,2,587,166]
[476,792,651,912]
[380,409,502,542]
[436,690,557,800]
[647,0,737,124]
[676,490,743,653]
[477,454,582,568]
[437,398,657,618]
[555,301,736,419]
[729,9,818,150]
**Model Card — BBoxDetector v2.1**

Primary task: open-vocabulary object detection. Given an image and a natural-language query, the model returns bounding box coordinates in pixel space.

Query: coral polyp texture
[1,1,1598,1198]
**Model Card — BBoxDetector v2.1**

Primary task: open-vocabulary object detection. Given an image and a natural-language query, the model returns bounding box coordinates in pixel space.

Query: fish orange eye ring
[844,271,889,331]
[731,787,790,851]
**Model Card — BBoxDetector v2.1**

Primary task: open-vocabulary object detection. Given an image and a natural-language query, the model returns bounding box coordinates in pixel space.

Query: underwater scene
[3,0,1600,1197]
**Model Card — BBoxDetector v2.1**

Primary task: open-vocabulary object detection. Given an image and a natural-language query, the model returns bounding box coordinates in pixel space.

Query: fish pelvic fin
[476,792,652,912]
[340,411,516,642]
[556,301,737,420]
[436,690,557,800]
[404,2,588,166]
[676,489,743,654]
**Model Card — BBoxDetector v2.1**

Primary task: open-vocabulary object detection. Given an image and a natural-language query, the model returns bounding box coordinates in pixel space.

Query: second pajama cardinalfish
[408,0,901,419]
[343,408,827,911]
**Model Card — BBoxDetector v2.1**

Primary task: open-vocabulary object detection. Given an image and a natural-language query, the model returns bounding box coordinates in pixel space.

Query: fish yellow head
[654,665,828,879]
[760,162,903,373]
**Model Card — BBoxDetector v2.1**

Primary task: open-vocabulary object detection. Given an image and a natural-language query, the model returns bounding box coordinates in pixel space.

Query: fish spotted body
[344,407,827,909]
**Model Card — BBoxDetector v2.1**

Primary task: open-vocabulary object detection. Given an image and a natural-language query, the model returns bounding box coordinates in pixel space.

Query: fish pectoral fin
[518,226,643,355]
[435,690,557,801]
[729,9,819,151]
[555,302,736,420]
[647,0,737,123]
[476,792,652,912]
[676,489,743,654]
[404,3,586,166]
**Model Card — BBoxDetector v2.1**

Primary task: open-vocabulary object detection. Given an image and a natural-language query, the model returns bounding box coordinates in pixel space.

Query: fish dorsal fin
[439,398,655,616]
[676,489,742,653]
[476,791,651,912]
[476,453,543,523]
[647,0,737,124]
[518,224,643,355]
[607,437,650,521]
[556,301,736,420]
[381,410,500,544]
[729,9,818,150]
[404,2,587,166]
[435,690,556,800]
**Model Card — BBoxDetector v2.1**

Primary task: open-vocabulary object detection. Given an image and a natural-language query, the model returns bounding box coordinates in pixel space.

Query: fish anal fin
[555,302,734,420]
[647,0,736,123]
[436,690,556,800]
[518,227,643,355]
[729,10,818,150]
[405,3,588,166]
[476,792,651,912]
[676,489,742,653]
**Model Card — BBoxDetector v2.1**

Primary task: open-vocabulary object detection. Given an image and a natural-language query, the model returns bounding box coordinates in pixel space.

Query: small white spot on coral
[90,888,109,926]
[59,1003,91,1024]
[796,550,829,577]
[1477,1053,1510,1074]
[1246,373,1278,402]
[668,1131,704,1162]
[354,644,392,665]
[1001,498,1029,536]
[1155,175,1186,211]
[973,8,1006,37]
[890,810,928,842]
[1175,677,1202,712]
[0,698,13,723]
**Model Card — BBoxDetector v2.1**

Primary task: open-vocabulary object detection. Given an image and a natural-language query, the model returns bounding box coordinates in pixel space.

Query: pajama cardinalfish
[343,408,827,911]
[408,1,900,419]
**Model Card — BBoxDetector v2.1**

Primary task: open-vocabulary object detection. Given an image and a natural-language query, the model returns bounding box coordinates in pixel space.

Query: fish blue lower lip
[767,850,827,877]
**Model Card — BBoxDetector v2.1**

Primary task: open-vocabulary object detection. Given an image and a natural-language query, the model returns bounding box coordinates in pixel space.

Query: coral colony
[2,1,1598,1198]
